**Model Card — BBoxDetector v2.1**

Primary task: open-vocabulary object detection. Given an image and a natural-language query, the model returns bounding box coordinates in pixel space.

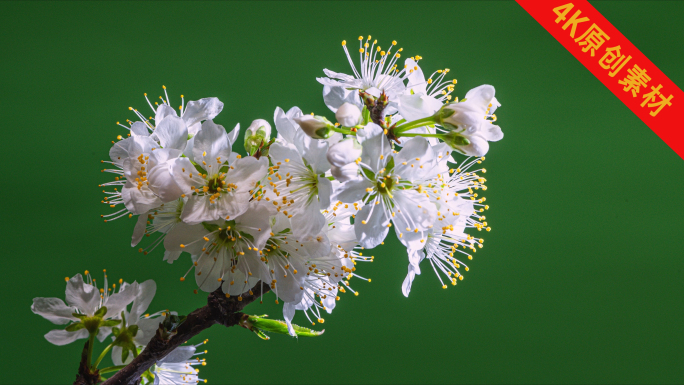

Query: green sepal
[253,329,270,340]
[111,326,121,337]
[71,312,87,320]
[65,322,85,332]
[385,156,395,173]
[360,165,375,181]
[202,222,220,232]
[121,347,129,363]
[94,306,108,318]
[189,159,207,174]
[128,324,139,337]
[100,319,122,327]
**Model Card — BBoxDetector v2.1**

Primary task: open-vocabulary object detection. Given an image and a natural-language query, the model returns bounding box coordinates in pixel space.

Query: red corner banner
[516,0,684,160]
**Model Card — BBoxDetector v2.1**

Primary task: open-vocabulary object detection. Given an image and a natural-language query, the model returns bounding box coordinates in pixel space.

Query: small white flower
[265,113,335,238]
[318,37,409,112]
[149,341,207,385]
[31,272,137,345]
[164,200,272,293]
[170,120,268,224]
[110,280,164,366]
[402,156,490,296]
[439,85,503,156]
[334,124,440,249]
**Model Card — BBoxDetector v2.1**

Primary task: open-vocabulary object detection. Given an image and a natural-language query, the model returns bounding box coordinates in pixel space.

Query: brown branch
[98,282,270,385]
[74,340,100,385]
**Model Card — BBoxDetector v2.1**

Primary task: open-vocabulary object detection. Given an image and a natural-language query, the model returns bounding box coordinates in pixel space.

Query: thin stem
[99,366,126,375]
[398,132,443,138]
[332,126,354,135]
[393,116,437,134]
[93,342,114,369]
[86,332,96,369]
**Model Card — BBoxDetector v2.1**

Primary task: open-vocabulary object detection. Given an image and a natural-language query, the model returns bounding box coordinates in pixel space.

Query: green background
[2,1,683,383]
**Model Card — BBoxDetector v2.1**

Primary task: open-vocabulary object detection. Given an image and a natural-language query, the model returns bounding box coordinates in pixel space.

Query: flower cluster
[99,36,503,333]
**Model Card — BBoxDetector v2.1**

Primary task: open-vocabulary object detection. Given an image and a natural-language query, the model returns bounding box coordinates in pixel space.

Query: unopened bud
[331,163,360,182]
[293,115,334,139]
[335,103,362,127]
[327,138,362,167]
[244,119,271,155]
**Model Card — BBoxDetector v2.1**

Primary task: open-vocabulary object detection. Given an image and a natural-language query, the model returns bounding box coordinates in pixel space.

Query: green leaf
[65,322,85,332]
[94,306,108,318]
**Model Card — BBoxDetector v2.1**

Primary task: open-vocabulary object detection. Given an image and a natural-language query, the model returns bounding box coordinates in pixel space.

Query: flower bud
[331,163,360,182]
[327,138,362,167]
[335,102,362,127]
[293,115,334,139]
[244,119,271,155]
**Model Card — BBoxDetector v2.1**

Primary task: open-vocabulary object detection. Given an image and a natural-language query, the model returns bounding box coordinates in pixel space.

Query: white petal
[134,317,160,346]
[397,94,442,122]
[194,252,224,293]
[121,185,161,215]
[44,329,88,346]
[404,58,427,95]
[31,298,78,325]
[283,302,296,337]
[103,283,137,319]
[322,85,363,113]
[130,121,150,137]
[293,130,330,174]
[192,120,231,168]
[163,250,182,264]
[182,97,224,128]
[235,201,273,250]
[401,265,417,298]
[354,203,390,249]
[478,121,504,142]
[65,274,100,316]
[164,222,208,254]
[290,204,326,239]
[131,212,148,247]
[180,195,221,225]
[227,123,240,146]
[273,107,299,144]
[154,116,188,151]
[155,104,178,124]
[464,85,495,108]
[333,179,372,203]
[128,279,156,321]
[459,134,490,157]
[159,346,196,364]
[330,163,361,183]
[111,345,134,366]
